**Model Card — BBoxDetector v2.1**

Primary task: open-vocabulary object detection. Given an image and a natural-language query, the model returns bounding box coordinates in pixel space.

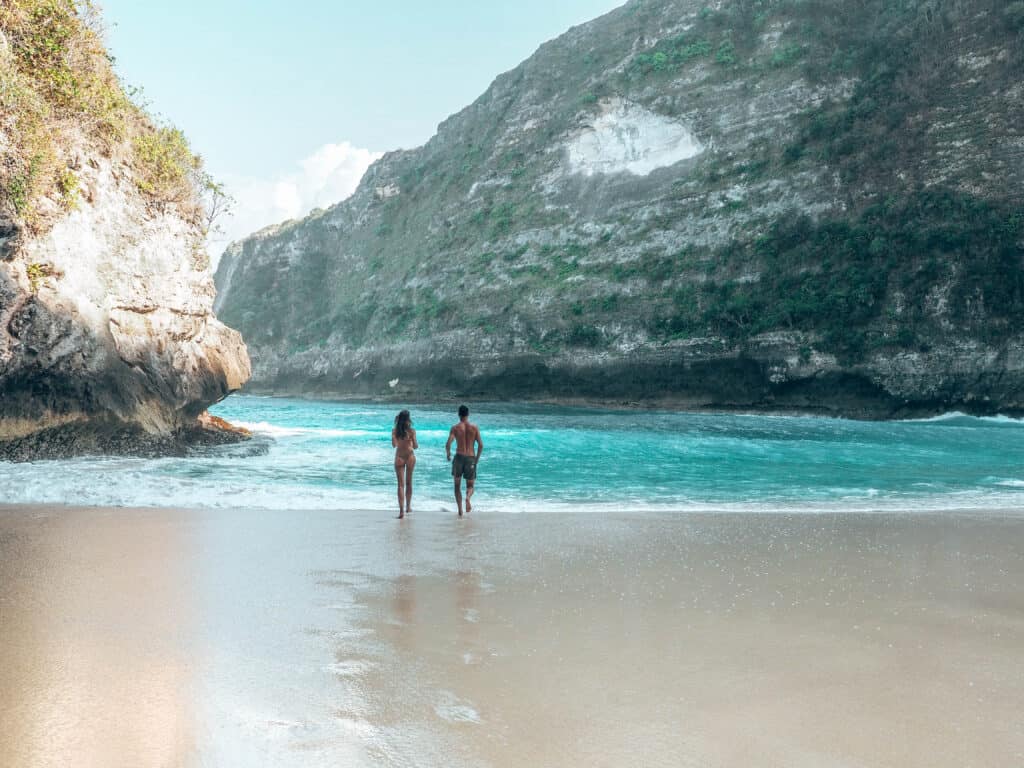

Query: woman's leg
[394,461,406,518]
[405,455,416,512]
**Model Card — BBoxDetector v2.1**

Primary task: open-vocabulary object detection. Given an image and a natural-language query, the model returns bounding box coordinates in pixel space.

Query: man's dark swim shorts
[452,454,477,481]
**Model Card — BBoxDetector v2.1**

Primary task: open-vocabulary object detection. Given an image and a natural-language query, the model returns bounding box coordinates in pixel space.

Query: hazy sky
[100,0,625,252]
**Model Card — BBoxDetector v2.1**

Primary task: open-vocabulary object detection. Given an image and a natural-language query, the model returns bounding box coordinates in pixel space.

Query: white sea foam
[234,421,371,438]
[326,660,376,678]
[2,456,1024,514]
[900,412,1024,425]
[901,411,972,423]
[332,716,378,738]
[7,455,1024,515]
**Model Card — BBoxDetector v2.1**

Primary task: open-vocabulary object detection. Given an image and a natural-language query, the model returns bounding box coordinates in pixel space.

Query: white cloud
[209,141,383,268]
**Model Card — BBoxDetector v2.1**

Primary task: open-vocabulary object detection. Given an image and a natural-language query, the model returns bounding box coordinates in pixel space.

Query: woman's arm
[391,429,397,448]
[412,429,419,450]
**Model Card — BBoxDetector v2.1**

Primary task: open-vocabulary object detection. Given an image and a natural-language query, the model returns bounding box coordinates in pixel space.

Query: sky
[99,0,625,256]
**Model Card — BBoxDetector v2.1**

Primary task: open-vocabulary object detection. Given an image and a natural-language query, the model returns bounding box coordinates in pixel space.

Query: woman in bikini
[392,410,418,519]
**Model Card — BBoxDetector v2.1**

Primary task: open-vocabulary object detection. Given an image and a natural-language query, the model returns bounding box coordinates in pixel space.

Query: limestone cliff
[0,2,250,459]
[216,0,1024,418]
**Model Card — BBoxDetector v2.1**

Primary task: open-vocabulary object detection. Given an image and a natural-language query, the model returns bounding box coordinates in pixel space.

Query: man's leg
[454,476,464,517]
[465,460,477,513]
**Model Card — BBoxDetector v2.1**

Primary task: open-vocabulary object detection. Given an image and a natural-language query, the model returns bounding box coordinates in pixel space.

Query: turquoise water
[2,395,1024,512]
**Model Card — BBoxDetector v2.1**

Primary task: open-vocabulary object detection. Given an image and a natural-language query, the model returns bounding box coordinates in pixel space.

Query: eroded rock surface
[566,98,705,176]
[0,150,250,459]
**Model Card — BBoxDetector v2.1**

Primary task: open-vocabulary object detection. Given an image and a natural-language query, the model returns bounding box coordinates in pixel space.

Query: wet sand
[1,505,1022,767]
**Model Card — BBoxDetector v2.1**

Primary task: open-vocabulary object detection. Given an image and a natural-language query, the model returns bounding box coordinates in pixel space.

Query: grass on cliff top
[0,0,211,230]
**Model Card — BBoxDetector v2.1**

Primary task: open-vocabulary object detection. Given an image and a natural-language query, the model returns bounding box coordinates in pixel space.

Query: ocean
[2,395,1023,513]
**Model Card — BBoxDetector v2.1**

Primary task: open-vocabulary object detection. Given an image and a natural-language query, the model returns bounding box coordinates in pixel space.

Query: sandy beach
[1,505,1022,767]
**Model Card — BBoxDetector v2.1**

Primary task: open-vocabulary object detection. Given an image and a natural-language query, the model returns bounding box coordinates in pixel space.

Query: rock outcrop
[216,0,1024,418]
[0,4,250,459]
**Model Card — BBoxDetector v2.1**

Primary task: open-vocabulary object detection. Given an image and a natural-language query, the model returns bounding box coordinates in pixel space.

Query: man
[446,404,483,517]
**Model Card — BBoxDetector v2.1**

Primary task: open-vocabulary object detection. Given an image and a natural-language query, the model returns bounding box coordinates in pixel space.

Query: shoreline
[2,502,1022,519]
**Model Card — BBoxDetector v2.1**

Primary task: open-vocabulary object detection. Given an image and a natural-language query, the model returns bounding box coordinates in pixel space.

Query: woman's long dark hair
[394,410,412,439]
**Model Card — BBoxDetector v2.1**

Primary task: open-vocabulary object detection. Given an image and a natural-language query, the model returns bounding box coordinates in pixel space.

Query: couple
[392,404,484,519]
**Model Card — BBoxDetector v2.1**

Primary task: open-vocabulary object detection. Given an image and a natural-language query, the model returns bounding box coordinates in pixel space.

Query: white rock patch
[566,99,704,177]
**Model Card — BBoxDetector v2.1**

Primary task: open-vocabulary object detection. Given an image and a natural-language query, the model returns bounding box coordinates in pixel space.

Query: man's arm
[474,427,484,460]
[445,427,455,461]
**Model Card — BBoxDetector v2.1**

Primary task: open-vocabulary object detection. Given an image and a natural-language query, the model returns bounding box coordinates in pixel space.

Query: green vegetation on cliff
[652,190,1024,358]
[0,0,212,229]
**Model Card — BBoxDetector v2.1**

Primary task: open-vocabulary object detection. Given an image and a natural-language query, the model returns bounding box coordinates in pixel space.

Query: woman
[392,410,418,518]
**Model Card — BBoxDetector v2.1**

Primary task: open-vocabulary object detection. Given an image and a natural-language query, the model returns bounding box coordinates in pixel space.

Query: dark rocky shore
[0,414,256,463]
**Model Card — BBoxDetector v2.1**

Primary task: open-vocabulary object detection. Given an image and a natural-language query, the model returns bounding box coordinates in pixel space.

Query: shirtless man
[445,405,483,517]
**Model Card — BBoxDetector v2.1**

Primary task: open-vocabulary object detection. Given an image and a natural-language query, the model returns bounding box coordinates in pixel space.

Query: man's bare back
[450,421,480,456]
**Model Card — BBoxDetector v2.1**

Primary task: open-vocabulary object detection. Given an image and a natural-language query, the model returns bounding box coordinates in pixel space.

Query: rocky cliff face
[216,0,1024,418]
[0,4,250,459]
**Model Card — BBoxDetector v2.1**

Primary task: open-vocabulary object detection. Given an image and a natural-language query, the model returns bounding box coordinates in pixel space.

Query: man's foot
[398,509,405,519]
[465,499,472,514]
